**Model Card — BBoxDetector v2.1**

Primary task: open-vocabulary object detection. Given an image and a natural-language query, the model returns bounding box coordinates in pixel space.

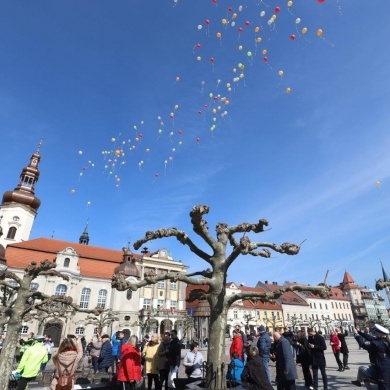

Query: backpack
[55,374,73,390]
[55,359,76,390]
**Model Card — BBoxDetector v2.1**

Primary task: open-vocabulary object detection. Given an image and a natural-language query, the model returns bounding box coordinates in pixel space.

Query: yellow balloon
[197,56,202,61]
[238,45,243,50]
[216,32,222,38]
[232,13,237,19]
[239,73,244,79]
[302,27,308,34]
[226,83,231,88]
[278,70,284,76]
[225,100,230,105]
[254,26,260,33]
[71,189,76,194]
[212,108,217,113]
[287,0,293,6]
[271,14,277,20]
[376,180,381,187]
[222,18,227,25]
[174,104,179,109]
[262,49,267,55]
[256,37,262,43]
[285,87,291,94]
[317,28,323,37]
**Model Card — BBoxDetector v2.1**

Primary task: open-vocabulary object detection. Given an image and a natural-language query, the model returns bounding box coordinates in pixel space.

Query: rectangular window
[233,310,238,319]
[157,281,165,289]
[325,304,328,310]
[170,300,177,310]
[170,281,177,290]
[277,312,280,319]
[143,298,151,310]
[314,303,316,309]
[157,299,164,309]
[20,326,29,335]
[331,302,334,309]
[319,303,322,309]
[257,310,260,319]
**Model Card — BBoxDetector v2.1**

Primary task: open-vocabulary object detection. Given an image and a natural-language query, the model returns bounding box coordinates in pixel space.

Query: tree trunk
[0,317,22,390]
[205,277,229,390]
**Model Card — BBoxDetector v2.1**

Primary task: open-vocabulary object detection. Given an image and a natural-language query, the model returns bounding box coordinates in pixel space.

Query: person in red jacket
[230,330,243,361]
[329,330,343,371]
[117,335,142,390]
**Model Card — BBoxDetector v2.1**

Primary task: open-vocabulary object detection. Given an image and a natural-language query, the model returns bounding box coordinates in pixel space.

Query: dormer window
[64,258,70,268]
[6,227,17,239]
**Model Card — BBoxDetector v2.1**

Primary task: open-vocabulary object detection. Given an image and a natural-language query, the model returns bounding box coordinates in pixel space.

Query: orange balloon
[317,28,323,37]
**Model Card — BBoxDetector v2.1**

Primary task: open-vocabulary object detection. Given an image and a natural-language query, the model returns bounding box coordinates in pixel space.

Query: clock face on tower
[13,216,20,222]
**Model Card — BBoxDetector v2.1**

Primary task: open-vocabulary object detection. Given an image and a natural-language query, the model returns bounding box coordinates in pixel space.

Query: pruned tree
[84,309,120,335]
[376,279,390,291]
[0,260,102,390]
[112,205,329,388]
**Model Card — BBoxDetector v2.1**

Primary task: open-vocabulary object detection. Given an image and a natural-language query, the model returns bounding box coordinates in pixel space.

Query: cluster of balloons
[71,0,337,192]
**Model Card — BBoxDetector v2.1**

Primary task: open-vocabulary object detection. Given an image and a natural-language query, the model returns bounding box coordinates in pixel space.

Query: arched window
[64,258,70,268]
[6,227,17,239]
[97,289,107,309]
[55,284,67,296]
[126,290,132,301]
[29,282,39,291]
[80,288,91,309]
[75,327,84,335]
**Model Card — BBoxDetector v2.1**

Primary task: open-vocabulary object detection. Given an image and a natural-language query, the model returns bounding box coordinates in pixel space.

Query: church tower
[0,144,42,248]
[79,221,90,245]
[381,261,390,306]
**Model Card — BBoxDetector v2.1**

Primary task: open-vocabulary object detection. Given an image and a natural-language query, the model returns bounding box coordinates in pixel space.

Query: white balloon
[260,11,265,17]
[198,24,203,30]
[238,5,243,11]
[295,18,301,24]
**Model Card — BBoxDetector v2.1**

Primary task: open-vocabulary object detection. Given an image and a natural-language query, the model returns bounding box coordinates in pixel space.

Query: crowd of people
[7,322,390,390]
[227,323,390,390]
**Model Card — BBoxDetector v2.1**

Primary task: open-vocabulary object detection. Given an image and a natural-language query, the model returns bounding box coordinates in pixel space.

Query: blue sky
[1,0,390,299]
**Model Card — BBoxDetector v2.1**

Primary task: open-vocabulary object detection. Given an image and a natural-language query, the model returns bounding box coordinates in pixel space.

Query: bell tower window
[64,258,70,268]
[7,227,17,239]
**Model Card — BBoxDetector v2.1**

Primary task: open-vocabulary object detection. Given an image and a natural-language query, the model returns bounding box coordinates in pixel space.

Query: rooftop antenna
[323,270,329,285]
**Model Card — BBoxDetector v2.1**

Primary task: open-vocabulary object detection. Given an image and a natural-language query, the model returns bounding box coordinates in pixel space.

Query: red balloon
[195,43,201,49]
[210,57,215,63]
[263,57,268,62]
[139,133,143,138]
[204,104,208,108]
[238,27,243,33]
[213,96,218,101]
[275,6,280,13]
[196,137,200,143]
[205,19,210,25]
[244,21,250,26]
[317,0,325,2]
[198,110,202,115]
[154,173,159,178]
[212,0,217,3]
[290,34,296,40]
[178,130,183,134]
[228,7,232,12]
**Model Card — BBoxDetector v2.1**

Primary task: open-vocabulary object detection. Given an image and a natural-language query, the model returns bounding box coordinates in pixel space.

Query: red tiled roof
[5,237,141,279]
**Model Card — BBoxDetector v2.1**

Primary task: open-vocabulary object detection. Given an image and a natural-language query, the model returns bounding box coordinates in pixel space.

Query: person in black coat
[336,327,350,370]
[354,324,390,390]
[295,331,313,388]
[308,328,328,390]
[241,346,273,390]
[272,331,298,390]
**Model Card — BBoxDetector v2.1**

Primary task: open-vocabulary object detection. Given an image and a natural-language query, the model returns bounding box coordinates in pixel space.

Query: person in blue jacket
[227,352,244,383]
[97,334,113,373]
[111,331,120,374]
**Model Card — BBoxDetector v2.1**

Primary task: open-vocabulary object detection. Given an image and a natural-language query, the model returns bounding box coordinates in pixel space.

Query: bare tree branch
[189,205,216,250]
[112,271,212,292]
[133,228,212,265]
[226,284,330,306]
